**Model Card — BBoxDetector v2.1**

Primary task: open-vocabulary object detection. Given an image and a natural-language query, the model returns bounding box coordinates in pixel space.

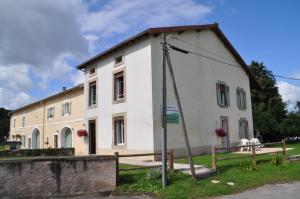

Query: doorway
[61,127,72,148]
[32,128,40,149]
[89,120,96,154]
[220,117,229,148]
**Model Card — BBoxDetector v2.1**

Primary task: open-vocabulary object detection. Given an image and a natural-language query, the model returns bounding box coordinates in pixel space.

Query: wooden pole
[161,34,168,188]
[115,152,119,185]
[168,149,174,171]
[282,139,286,161]
[211,146,216,170]
[251,144,256,165]
[165,48,196,179]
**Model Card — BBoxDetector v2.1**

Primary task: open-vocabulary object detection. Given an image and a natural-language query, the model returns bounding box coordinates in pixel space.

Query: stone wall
[0,156,116,198]
[0,148,75,157]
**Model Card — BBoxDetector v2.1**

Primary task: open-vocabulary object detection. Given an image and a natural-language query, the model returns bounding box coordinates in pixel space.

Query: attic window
[115,56,123,65]
[90,68,96,75]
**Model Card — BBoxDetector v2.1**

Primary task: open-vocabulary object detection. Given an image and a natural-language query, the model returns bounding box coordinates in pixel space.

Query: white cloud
[70,71,84,85]
[81,0,212,37]
[277,81,300,110]
[0,0,213,109]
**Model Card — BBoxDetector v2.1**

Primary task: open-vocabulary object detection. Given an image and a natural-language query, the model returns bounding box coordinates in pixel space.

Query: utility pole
[164,45,196,179]
[161,34,168,188]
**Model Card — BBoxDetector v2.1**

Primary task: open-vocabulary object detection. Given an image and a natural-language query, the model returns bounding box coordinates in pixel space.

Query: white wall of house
[151,30,254,155]
[84,38,155,154]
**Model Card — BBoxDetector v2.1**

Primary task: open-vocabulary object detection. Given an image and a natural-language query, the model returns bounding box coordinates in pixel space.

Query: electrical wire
[166,42,300,81]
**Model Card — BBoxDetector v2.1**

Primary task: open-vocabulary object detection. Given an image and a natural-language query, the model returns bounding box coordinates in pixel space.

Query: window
[114,71,125,101]
[61,102,72,116]
[216,82,230,107]
[114,116,125,145]
[13,118,16,128]
[236,88,247,109]
[22,116,25,127]
[89,81,97,106]
[239,119,249,139]
[89,67,96,75]
[21,135,26,147]
[220,117,229,148]
[47,107,55,119]
[54,135,58,148]
[115,56,123,65]
[28,138,31,149]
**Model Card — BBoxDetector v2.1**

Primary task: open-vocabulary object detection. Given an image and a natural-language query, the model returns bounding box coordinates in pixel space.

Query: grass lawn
[0,145,5,151]
[115,143,300,199]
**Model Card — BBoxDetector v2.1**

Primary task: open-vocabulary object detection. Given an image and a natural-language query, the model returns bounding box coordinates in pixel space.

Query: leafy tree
[249,61,287,142]
[0,107,11,141]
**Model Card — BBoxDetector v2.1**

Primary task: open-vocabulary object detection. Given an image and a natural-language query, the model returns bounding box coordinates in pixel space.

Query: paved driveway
[216,182,300,199]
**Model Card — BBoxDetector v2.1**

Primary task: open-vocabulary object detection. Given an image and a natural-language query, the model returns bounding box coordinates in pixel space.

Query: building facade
[9,84,86,155]
[77,24,258,158]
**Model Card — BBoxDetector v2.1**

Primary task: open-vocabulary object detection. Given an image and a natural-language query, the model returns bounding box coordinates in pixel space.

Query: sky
[0,0,299,110]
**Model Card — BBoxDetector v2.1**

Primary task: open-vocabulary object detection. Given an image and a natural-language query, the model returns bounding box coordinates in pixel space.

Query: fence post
[251,144,256,165]
[115,152,119,185]
[168,149,174,171]
[212,146,217,170]
[282,139,287,161]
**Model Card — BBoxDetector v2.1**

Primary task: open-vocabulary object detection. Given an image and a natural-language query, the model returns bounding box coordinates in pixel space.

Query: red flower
[77,129,88,137]
[215,128,226,137]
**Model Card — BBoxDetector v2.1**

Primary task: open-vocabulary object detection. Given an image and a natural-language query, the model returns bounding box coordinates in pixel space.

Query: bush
[240,158,257,171]
[271,154,288,167]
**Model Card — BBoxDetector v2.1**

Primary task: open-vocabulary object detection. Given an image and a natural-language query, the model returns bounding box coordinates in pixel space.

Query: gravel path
[215,181,300,199]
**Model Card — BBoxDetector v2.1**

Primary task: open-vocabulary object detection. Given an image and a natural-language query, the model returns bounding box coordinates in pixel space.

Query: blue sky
[0,0,299,110]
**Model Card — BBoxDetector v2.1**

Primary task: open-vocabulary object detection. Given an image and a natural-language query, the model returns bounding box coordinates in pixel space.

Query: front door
[221,117,229,148]
[89,120,96,154]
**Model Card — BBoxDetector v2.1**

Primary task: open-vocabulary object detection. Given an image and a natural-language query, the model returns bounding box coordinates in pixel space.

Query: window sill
[113,99,125,104]
[218,104,229,108]
[88,104,97,109]
[112,144,126,149]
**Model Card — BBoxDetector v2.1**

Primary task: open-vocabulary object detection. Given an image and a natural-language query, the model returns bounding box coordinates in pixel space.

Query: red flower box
[215,128,226,137]
[77,129,88,137]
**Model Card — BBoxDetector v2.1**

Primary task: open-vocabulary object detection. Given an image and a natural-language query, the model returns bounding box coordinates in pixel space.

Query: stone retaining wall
[0,156,116,198]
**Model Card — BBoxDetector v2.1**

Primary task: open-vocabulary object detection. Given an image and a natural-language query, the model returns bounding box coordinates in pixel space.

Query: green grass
[0,145,5,151]
[115,143,300,199]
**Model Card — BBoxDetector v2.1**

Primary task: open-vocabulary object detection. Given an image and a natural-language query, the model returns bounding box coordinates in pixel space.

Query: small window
[115,56,123,65]
[114,71,125,101]
[114,116,125,145]
[47,107,55,119]
[239,119,249,139]
[22,116,25,127]
[13,118,16,128]
[236,88,247,109]
[89,67,96,75]
[89,81,97,106]
[21,135,26,147]
[216,82,230,107]
[61,102,72,116]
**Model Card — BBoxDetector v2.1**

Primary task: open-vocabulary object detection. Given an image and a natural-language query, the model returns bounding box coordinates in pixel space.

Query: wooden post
[168,149,174,171]
[282,139,287,161]
[165,48,196,179]
[115,152,119,185]
[211,146,217,170]
[251,144,256,165]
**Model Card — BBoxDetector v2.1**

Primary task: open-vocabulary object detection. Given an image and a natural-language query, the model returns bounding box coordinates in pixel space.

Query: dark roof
[10,84,84,114]
[76,23,260,89]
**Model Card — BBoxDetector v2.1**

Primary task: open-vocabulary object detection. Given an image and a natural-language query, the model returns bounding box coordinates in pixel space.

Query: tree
[0,107,11,141]
[249,61,287,142]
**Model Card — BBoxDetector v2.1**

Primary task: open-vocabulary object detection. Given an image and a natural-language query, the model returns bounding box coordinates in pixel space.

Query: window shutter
[53,107,55,117]
[236,89,241,108]
[238,120,243,139]
[225,85,230,106]
[216,83,221,106]
[69,102,72,115]
[243,91,247,109]
[61,104,64,116]
[245,120,249,138]
[47,109,49,119]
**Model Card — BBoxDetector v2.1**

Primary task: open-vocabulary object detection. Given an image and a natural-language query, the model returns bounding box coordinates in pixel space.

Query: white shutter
[61,104,64,116]
[68,102,72,115]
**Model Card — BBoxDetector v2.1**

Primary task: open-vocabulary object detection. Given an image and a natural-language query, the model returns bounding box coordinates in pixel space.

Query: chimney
[62,87,67,91]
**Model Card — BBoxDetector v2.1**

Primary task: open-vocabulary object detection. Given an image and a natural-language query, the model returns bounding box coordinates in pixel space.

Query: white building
[77,23,259,158]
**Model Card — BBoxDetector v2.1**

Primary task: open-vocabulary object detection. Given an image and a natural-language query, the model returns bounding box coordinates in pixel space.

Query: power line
[167,43,300,81]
